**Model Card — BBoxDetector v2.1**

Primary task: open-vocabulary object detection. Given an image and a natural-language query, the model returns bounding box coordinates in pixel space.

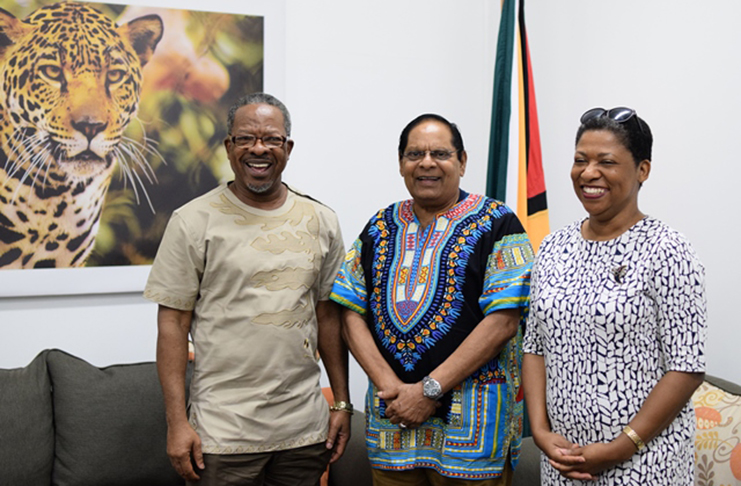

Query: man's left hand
[380,382,438,428]
[325,411,351,463]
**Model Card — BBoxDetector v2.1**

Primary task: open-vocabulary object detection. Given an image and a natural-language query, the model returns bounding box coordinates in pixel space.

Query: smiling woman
[523,107,707,485]
[570,108,652,241]
[571,129,650,240]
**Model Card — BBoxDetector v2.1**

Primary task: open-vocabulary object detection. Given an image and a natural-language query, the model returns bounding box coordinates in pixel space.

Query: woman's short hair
[576,113,653,164]
[398,114,465,158]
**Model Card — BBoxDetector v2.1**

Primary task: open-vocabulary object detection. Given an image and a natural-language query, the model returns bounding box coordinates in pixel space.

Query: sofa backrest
[3,351,738,486]
[0,349,192,486]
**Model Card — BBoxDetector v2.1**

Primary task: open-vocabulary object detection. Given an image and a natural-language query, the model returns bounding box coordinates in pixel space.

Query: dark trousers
[186,442,331,486]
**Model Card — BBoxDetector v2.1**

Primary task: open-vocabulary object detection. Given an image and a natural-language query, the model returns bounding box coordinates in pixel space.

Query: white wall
[283,0,499,403]
[525,1,741,389]
[0,0,497,407]
[1,1,739,408]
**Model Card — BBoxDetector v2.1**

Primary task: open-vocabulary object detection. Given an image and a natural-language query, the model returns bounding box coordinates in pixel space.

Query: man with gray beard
[144,93,351,486]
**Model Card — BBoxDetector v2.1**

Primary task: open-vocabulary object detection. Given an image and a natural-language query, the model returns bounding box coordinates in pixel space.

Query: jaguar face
[0,2,163,268]
[0,2,162,184]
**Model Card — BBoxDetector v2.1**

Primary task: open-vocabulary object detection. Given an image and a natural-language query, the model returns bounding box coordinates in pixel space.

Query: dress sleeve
[653,233,707,372]
[329,237,368,315]
[478,212,534,316]
[143,212,204,311]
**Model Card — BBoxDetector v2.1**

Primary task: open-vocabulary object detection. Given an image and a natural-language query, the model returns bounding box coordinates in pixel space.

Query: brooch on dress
[611,265,627,284]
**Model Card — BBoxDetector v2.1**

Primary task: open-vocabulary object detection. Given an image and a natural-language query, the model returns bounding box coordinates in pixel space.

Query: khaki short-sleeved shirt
[144,183,344,453]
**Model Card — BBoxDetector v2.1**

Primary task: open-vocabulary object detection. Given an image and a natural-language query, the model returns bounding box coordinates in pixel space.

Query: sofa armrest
[0,350,54,486]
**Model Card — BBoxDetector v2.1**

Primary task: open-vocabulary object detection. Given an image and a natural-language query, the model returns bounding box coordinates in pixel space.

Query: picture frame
[0,0,285,297]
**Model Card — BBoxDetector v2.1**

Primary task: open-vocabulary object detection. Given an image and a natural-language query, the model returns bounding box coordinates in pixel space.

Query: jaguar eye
[39,65,63,82]
[106,69,125,84]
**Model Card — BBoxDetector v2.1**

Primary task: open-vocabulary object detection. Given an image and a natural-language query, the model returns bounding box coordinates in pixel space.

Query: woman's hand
[533,430,593,481]
[547,434,636,481]
[549,371,704,480]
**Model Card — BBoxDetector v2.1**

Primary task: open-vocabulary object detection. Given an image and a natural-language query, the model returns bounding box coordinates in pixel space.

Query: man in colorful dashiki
[330,113,534,485]
[145,93,350,486]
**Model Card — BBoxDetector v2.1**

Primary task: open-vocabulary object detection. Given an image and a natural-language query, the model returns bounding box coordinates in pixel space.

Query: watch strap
[329,401,354,415]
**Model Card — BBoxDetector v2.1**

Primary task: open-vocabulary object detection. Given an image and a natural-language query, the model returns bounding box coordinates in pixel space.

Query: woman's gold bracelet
[622,425,645,451]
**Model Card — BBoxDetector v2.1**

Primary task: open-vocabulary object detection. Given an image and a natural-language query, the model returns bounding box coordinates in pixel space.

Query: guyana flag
[487,0,549,252]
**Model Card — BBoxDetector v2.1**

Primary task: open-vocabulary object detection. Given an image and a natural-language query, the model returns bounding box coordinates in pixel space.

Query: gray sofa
[0,349,541,486]
[4,351,738,486]
[1,349,184,486]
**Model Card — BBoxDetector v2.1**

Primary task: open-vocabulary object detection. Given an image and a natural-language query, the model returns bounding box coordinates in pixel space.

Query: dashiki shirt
[523,216,706,485]
[330,191,534,480]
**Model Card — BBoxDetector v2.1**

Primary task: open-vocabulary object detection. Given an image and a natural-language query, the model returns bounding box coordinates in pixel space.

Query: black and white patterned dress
[523,216,707,485]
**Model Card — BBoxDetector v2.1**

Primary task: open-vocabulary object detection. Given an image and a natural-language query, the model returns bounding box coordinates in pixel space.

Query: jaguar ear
[121,14,163,67]
[0,7,30,59]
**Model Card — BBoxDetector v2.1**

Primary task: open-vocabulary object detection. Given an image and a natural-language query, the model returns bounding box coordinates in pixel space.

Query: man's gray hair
[227,93,292,136]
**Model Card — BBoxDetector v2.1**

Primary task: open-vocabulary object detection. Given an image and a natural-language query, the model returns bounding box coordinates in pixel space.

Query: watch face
[424,377,442,399]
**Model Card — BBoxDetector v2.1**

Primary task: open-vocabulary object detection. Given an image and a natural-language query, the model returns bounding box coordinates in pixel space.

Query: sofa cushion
[693,375,741,485]
[46,349,183,486]
[328,410,372,486]
[512,437,541,486]
[0,350,54,486]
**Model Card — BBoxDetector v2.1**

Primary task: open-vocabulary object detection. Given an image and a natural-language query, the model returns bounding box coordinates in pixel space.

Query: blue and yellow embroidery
[364,195,528,371]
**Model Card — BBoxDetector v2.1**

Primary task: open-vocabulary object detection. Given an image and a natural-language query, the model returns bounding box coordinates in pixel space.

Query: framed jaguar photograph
[0,0,286,296]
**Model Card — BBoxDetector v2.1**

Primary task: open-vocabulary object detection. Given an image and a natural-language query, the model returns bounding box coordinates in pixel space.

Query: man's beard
[247,180,274,194]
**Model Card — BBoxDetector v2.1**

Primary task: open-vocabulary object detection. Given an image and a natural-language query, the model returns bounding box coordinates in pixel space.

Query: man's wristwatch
[422,375,443,401]
[329,401,354,415]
